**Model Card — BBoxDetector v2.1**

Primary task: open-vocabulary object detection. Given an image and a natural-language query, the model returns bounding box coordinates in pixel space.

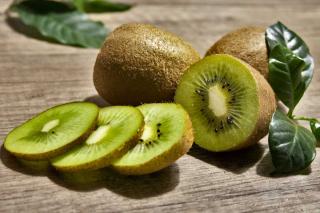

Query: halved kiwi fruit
[51,106,144,172]
[4,102,99,160]
[175,54,276,152]
[112,103,193,175]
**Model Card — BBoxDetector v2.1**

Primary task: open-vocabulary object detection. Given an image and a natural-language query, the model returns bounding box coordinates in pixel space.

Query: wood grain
[1,0,320,212]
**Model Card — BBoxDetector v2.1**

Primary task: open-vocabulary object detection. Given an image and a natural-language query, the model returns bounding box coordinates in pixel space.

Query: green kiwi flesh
[52,106,144,172]
[4,102,99,160]
[175,54,275,152]
[112,103,194,175]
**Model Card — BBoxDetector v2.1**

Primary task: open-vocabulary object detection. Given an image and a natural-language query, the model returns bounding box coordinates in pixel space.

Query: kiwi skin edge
[52,122,145,172]
[111,108,194,175]
[6,120,96,161]
[227,55,276,151]
[4,102,99,161]
[206,27,268,78]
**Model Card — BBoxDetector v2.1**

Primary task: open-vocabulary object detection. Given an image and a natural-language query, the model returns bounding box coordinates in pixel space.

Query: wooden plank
[1,0,320,212]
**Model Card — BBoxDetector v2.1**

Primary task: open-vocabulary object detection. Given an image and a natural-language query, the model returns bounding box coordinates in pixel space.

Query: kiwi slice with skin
[112,103,193,175]
[175,54,276,152]
[52,106,144,172]
[4,102,99,160]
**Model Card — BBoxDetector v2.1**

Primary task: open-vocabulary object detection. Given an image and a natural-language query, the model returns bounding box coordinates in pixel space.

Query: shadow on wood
[188,143,265,174]
[49,163,180,198]
[1,145,179,197]
[84,95,110,107]
[0,145,51,176]
[256,152,312,177]
[103,164,180,199]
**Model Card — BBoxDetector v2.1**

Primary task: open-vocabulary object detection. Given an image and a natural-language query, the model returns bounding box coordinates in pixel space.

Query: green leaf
[72,0,132,13]
[268,110,316,173]
[268,45,306,111]
[310,120,320,142]
[12,0,108,48]
[266,22,314,111]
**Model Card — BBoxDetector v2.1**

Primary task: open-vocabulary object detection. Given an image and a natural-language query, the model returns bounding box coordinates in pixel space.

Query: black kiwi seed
[220,121,224,129]
[157,123,161,126]
[195,89,202,95]
[139,139,144,142]
[227,116,234,124]
[214,128,218,133]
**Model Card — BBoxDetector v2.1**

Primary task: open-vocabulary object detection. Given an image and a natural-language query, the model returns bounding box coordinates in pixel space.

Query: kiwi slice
[52,106,144,172]
[175,54,276,152]
[112,103,193,175]
[4,102,99,160]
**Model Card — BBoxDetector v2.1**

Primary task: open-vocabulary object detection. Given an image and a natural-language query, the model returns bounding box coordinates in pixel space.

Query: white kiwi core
[141,125,157,141]
[41,119,60,132]
[208,85,228,117]
[86,125,110,145]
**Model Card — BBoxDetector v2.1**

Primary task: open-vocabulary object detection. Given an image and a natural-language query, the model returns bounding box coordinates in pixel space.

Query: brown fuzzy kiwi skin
[52,121,145,172]
[4,102,99,161]
[206,27,268,78]
[228,56,276,151]
[111,109,194,175]
[94,23,201,106]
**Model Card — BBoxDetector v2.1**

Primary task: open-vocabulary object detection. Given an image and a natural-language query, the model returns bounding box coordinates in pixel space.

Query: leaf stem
[293,116,318,122]
[287,108,294,119]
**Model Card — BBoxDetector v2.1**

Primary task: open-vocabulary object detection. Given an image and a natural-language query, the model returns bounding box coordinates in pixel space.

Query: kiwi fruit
[94,23,201,105]
[17,158,51,173]
[51,106,144,172]
[175,54,276,152]
[56,169,110,185]
[4,102,99,160]
[112,103,193,175]
[206,27,268,78]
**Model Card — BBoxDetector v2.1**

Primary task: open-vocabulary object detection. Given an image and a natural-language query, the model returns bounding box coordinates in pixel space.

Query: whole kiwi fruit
[94,23,201,105]
[206,27,268,78]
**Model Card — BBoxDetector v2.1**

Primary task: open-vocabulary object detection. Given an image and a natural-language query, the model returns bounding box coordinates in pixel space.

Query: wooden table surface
[1,0,320,212]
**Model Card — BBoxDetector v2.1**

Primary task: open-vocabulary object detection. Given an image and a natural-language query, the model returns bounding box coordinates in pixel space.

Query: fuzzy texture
[206,27,268,78]
[112,108,194,175]
[94,23,201,106]
[229,57,276,151]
